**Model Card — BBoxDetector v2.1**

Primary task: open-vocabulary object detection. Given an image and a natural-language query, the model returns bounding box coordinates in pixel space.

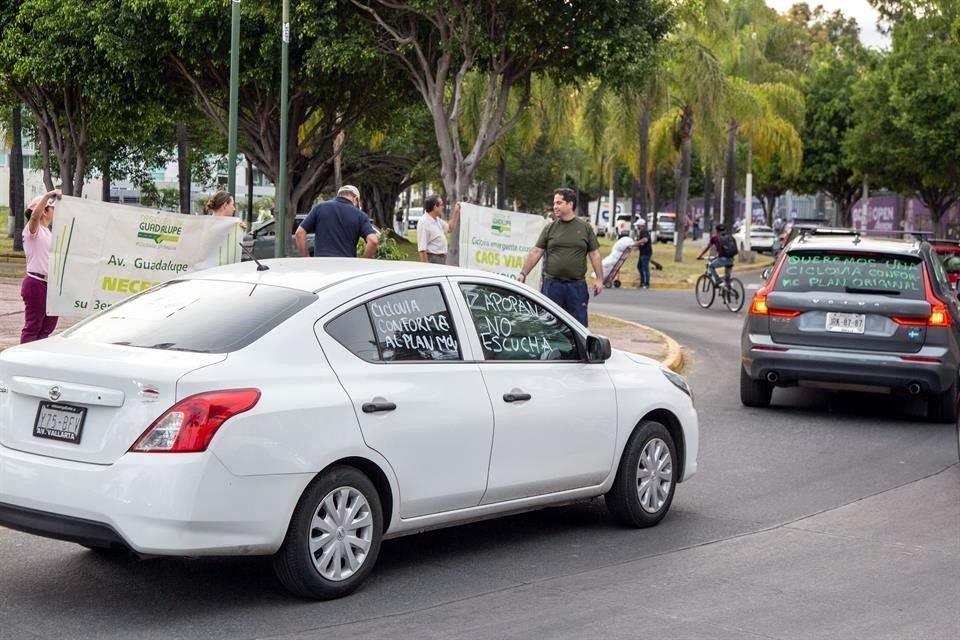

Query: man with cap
[635,217,652,288]
[21,188,61,343]
[296,184,379,258]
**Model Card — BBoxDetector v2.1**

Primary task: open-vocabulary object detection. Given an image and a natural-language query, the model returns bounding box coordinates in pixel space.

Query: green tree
[795,44,872,226]
[351,0,672,264]
[846,10,960,231]
[122,0,409,216]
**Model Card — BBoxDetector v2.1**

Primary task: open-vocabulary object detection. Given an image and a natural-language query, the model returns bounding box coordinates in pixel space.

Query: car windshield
[63,279,317,352]
[774,251,925,299]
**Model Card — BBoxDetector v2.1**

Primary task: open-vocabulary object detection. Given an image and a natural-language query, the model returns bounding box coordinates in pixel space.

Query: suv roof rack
[862,229,933,241]
[798,227,859,239]
[798,228,932,243]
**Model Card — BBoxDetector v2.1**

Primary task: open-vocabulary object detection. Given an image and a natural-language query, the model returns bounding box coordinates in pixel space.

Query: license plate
[826,312,866,334]
[33,402,87,445]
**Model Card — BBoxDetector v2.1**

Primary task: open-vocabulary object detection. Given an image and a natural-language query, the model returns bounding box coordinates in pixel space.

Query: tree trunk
[496,156,506,210]
[724,122,738,230]
[176,123,190,214]
[638,106,650,221]
[611,165,619,236]
[674,136,692,262]
[101,157,111,203]
[703,166,713,235]
[38,128,53,191]
[10,105,24,251]
[651,169,660,229]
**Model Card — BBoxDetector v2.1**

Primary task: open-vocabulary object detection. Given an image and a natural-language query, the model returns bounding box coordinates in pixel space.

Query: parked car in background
[654,212,677,243]
[0,258,698,599]
[733,224,780,255]
[406,207,424,230]
[241,214,311,260]
[930,240,960,289]
[615,213,637,238]
[741,230,960,422]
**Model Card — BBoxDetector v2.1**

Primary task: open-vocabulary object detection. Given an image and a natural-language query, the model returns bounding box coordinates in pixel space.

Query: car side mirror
[761,267,772,280]
[586,335,612,362]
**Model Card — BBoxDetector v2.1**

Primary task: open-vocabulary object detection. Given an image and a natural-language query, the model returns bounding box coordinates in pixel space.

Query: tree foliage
[352,0,673,264]
[845,9,960,227]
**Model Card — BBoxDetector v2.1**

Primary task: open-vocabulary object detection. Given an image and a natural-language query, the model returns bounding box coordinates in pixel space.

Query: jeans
[637,254,651,287]
[20,276,58,343]
[708,257,734,285]
[541,278,589,327]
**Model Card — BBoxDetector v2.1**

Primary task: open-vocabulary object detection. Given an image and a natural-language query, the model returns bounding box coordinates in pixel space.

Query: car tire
[927,379,958,424]
[605,420,677,528]
[273,466,383,600]
[740,366,772,408]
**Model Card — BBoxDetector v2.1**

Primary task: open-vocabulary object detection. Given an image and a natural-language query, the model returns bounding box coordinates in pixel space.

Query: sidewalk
[0,278,682,371]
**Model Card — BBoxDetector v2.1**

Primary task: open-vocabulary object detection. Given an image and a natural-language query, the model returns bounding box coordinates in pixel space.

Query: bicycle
[695,260,745,312]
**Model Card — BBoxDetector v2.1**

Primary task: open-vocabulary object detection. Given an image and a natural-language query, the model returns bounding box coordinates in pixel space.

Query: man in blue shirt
[295,185,379,258]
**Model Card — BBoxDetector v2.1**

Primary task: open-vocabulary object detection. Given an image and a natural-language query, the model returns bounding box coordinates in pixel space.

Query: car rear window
[63,279,316,352]
[774,251,924,299]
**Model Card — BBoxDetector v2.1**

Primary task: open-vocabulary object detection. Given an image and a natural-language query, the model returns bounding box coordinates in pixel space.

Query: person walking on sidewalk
[417,195,461,264]
[517,188,603,327]
[21,189,61,343]
[296,185,379,258]
[635,217,652,288]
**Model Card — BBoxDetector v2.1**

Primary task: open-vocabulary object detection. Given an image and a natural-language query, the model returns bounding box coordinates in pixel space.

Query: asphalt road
[1,272,958,640]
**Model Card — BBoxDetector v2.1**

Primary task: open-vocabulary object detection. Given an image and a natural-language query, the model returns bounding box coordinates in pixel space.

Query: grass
[0,208,21,259]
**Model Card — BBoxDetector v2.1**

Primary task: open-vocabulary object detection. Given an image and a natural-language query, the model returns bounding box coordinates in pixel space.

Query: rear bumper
[743,343,956,394]
[0,444,312,556]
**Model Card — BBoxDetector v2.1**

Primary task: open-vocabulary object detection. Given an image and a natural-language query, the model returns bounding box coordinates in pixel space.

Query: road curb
[592,313,684,373]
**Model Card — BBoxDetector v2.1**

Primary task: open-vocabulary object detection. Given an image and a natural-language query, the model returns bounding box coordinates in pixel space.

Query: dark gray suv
[741,231,960,422]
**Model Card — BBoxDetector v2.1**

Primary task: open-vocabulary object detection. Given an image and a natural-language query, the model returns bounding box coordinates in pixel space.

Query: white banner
[459,204,547,289]
[47,197,244,317]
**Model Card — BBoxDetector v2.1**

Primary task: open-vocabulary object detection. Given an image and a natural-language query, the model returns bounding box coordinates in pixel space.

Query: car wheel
[273,466,383,600]
[927,378,958,424]
[740,366,772,408]
[605,420,677,528]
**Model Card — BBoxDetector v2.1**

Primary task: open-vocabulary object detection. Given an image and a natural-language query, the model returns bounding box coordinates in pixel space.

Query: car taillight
[893,268,952,328]
[130,389,261,453]
[749,256,800,317]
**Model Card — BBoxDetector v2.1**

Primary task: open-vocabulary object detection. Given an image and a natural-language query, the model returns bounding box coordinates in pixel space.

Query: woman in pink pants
[21,189,61,343]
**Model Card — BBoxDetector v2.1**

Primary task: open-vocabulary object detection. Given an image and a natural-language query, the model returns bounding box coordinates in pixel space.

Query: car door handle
[362,401,397,414]
[503,392,532,403]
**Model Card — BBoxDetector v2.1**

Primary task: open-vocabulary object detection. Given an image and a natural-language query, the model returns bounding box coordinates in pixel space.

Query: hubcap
[308,486,373,581]
[636,438,673,514]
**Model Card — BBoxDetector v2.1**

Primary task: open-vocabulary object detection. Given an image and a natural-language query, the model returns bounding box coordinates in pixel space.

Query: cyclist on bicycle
[697,223,738,286]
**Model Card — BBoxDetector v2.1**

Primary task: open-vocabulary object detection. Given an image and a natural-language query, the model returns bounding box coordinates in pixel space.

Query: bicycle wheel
[695,274,715,308]
[723,278,745,312]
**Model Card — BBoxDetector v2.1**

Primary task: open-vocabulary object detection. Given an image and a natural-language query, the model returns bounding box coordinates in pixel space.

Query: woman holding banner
[20,188,61,343]
[206,191,247,231]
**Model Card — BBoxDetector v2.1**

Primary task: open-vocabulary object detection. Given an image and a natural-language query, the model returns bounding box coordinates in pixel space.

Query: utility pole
[227,0,241,197]
[743,18,757,261]
[276,0,290,257]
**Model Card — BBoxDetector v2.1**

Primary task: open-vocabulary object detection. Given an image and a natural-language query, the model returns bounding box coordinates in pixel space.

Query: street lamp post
[227,0,241,197]
[743,25,757,260]
[276,0,290,258]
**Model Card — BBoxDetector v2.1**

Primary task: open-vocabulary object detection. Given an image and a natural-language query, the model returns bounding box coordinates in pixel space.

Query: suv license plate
[826,312,865,334]
[33,401,87,445]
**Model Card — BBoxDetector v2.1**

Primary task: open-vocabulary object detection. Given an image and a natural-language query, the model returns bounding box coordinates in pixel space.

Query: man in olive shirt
[517,188,604,326]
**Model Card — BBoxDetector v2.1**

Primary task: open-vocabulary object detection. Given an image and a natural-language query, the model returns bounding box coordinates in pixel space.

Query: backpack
[718,234,739,258]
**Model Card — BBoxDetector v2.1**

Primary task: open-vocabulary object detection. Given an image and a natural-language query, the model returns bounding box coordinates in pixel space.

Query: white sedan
[0,259,698,599]
[734,224,780,254]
